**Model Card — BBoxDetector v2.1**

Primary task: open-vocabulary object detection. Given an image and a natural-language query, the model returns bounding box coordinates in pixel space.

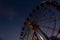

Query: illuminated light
[39,34,44,40]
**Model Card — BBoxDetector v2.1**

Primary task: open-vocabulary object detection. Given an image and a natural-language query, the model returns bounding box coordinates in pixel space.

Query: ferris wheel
[20,0,60,40]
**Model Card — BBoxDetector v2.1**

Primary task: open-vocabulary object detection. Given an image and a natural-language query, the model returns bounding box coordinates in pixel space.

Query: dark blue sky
[0,0,42,40]
[0,0,60,40]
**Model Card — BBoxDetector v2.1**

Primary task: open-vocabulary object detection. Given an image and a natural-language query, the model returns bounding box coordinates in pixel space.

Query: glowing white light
[39,35,44,40]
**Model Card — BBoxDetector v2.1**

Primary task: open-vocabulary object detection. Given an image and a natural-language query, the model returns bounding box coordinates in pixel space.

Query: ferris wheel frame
[20,0,60,40]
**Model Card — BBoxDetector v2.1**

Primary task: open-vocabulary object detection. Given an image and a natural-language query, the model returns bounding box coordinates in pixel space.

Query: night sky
[0,0,60,40]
